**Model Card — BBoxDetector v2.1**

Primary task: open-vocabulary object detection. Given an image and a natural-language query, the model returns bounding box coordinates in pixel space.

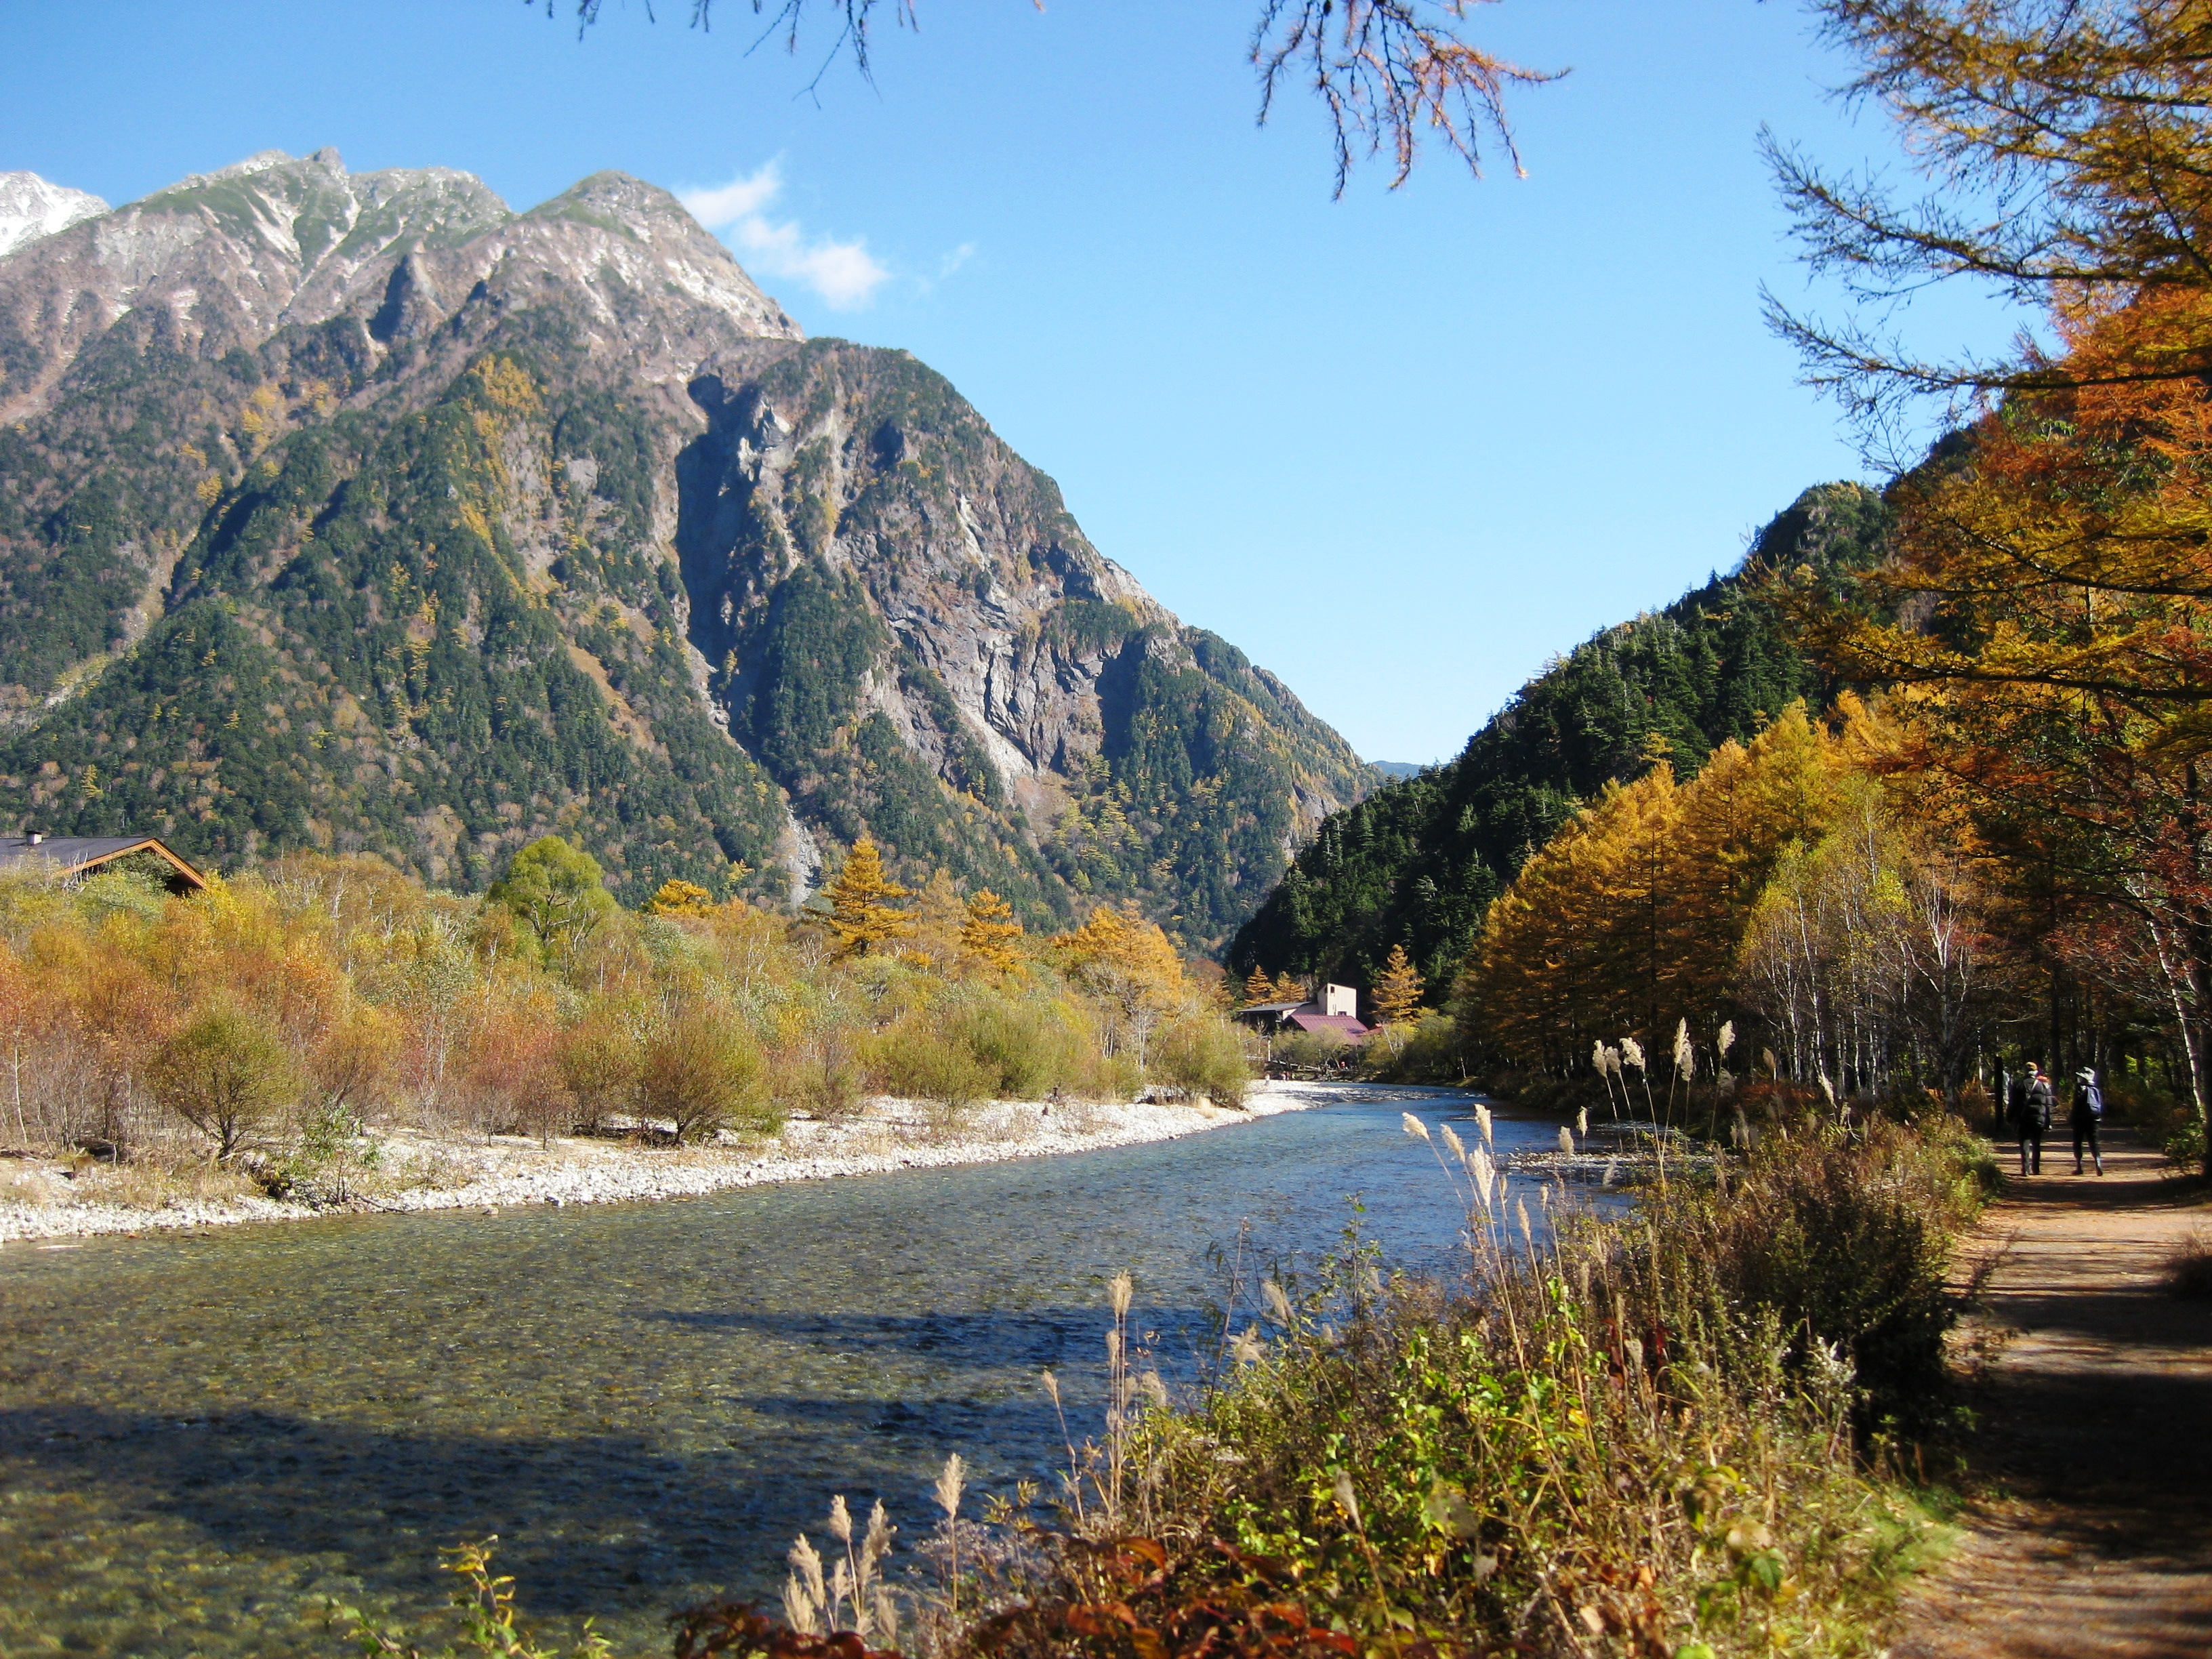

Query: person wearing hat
[2014,1061,2055,1175]
[2071,1066,2106,1176]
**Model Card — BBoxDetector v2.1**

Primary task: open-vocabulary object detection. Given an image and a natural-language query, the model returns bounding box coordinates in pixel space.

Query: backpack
[2082,1080,2104,1120]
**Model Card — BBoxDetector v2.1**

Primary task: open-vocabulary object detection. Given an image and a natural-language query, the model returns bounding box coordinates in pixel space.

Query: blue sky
[2,1,2011,763]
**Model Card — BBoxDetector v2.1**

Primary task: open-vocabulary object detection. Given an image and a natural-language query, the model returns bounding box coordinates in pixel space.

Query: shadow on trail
[1951,1133,2212,1651]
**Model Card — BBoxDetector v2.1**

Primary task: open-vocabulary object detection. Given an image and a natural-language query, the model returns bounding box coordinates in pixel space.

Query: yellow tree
[1271,970,1307,1004]
[1242,964,1275,1004]
[1666,703,1849,1018]
[905,869,968,972]
[959,889,1026,976]
[1457,759,1684,1069]
[823,838,914,960]
[643,879,714,918]
[1458,705,1856,1076]
[1372,943,1425,1025]
[1056,906,1186,1066]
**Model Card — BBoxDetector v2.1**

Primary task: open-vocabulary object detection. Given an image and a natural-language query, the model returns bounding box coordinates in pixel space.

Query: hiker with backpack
[2072,1067,2106,1176]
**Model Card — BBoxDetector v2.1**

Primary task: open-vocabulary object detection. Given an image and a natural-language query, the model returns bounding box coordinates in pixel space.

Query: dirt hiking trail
[1892,1128,2212,1658]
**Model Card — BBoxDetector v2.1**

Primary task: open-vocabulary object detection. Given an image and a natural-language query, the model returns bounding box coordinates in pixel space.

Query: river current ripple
[0,1087,1560,1658]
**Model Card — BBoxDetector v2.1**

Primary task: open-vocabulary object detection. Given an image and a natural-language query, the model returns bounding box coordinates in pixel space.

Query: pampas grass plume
[933,1453,966,1520]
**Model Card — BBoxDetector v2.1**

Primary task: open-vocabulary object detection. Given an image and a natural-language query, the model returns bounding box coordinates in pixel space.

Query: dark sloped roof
[0,835,207,891]
[1284,1011,1371,1040]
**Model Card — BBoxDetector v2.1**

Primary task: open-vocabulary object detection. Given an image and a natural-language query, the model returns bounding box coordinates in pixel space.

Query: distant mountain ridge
[0,150,1373,946]
[1228,482,1893,992]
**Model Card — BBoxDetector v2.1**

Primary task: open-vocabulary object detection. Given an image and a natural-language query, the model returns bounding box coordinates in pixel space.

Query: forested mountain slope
[0,150,1372,945]
[1227,482,1892,992]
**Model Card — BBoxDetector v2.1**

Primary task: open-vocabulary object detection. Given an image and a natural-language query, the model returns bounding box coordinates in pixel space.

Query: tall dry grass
[926,1115,1990,1659]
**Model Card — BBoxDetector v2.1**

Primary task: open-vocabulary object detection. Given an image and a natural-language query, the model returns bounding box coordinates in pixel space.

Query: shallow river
[0,1088,1557,1658]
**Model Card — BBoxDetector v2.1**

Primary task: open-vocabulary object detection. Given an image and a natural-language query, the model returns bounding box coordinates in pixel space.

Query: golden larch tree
[823,838,914,960]
[643,878,714,918]
[1372,943,1425,1025]
[959,889,1025,976]
[1055,906,1187,1065]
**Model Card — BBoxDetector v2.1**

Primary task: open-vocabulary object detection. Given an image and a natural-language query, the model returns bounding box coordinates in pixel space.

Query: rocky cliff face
[0,150,1370,946]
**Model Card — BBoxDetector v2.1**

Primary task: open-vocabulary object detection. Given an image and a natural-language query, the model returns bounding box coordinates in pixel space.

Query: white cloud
[679,162,890,310]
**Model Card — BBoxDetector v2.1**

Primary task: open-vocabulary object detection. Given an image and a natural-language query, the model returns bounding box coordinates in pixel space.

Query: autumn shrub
[1049,1043,1144,1109]
[1366,1008,1464,1082]
[2119,1082,2211,1172]
[1149,1015,1250,1105]
[769,1016,869,1120]
[449,991,571,1138]
[556,1004,646,1133]
[145,1002,300,1163]
[1632,1117,1985,1434]
[1270,1027,1348,1072]
[637,1007,775,1143]
[872,1016,997,1121]
[2166,1231,2212,1299]
[73,866,172,925]
[942,993,1090,1100]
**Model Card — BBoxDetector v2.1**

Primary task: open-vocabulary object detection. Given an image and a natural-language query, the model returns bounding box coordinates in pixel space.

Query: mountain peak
[533,170,685,224]
[0,151,1368,944]
[0,171,108,258]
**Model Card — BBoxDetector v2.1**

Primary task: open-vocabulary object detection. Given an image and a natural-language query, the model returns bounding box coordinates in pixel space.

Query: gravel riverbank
[0,1080,1385,1244]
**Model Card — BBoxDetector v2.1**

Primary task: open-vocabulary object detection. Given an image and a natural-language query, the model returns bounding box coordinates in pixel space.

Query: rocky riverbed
[0,1082,1345,1242]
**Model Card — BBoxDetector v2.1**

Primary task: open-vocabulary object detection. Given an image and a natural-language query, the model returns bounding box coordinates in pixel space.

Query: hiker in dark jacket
[2071,1067,2106,1176]
[2014,1063,2055,1175]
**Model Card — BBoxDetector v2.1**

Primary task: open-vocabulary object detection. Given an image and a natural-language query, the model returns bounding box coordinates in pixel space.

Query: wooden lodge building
[0,833,207,895]
[1233,981,1372,1044]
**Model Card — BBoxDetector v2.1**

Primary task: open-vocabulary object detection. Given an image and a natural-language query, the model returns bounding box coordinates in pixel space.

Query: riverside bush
[1270,1028,1349,1073]
[638,1009,775,1143]
[941,994,1090,1101]
[871,1017,998,1120]
[1150,1015,1251,1105]
[956,1119,1984,1659]
[144,1002,299,1164]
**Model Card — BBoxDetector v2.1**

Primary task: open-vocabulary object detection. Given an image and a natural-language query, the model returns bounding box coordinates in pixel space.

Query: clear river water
[0,1088,1559,1658]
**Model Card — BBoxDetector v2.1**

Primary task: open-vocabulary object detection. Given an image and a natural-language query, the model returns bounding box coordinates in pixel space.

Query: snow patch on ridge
[0,172,107,259]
